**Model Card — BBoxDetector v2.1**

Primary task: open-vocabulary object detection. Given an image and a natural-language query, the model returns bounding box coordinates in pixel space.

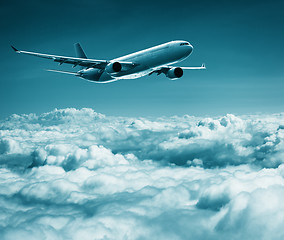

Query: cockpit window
[180,43,189,46]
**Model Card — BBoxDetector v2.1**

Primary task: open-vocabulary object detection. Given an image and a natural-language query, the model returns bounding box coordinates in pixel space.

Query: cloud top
[0,109,284,239]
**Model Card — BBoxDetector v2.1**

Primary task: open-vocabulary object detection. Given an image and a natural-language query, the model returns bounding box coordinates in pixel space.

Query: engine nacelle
[105,62,122,74]
[78,68,105,81]
[166,67,183,79]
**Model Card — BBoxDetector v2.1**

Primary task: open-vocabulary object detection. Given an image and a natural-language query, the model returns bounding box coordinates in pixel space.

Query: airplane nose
[186,44,193,56]
[188,44,193,53]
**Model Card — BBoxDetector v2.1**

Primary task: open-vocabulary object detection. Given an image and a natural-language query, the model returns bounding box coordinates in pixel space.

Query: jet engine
[166,67,183,79]
[105,62,122,74]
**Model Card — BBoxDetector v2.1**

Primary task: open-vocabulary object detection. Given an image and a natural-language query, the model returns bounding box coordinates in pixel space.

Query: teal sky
[1,0,283,118]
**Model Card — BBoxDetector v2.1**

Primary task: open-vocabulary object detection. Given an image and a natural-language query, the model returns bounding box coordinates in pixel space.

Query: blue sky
[1,0,283,118]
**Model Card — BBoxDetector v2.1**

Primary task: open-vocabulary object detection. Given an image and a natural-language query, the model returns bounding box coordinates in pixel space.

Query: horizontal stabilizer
[46,69,79,75]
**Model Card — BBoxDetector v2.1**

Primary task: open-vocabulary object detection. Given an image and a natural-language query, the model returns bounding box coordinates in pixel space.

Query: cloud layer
[0,108,284,239]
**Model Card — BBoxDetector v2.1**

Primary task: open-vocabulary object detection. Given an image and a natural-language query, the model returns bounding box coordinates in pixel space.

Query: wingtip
[11,45,19,52]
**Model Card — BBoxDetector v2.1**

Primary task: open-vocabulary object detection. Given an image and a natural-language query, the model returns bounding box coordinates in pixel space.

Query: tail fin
[74,43,87,59]
[74,43,87,69]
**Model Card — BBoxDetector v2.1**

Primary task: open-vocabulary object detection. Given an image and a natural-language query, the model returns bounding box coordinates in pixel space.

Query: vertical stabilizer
[74,43,87,59]
[74,43,87,69]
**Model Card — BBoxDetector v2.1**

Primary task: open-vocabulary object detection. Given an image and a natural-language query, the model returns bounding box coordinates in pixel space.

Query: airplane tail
[74,43,87,69]
[74,43,87,58]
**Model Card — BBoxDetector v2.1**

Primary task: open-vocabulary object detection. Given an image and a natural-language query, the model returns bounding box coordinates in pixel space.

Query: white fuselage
[79,40,193,83]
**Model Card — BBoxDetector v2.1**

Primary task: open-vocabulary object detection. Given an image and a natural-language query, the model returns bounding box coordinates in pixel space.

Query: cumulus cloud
[0,108,284,239]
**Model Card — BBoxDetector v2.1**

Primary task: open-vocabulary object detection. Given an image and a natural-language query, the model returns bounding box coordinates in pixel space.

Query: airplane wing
[179,63,206,70]
[11,45,136,69]
[149,63,206,76]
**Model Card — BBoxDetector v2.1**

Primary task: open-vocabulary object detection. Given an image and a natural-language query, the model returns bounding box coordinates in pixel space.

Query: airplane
[11,40,205,83]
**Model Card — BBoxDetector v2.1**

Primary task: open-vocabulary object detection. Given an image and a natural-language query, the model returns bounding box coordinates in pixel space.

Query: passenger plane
[11,40,205,83]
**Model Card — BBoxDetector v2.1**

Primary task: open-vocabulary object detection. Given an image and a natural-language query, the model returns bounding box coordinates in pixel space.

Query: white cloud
[0,108,284,239]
